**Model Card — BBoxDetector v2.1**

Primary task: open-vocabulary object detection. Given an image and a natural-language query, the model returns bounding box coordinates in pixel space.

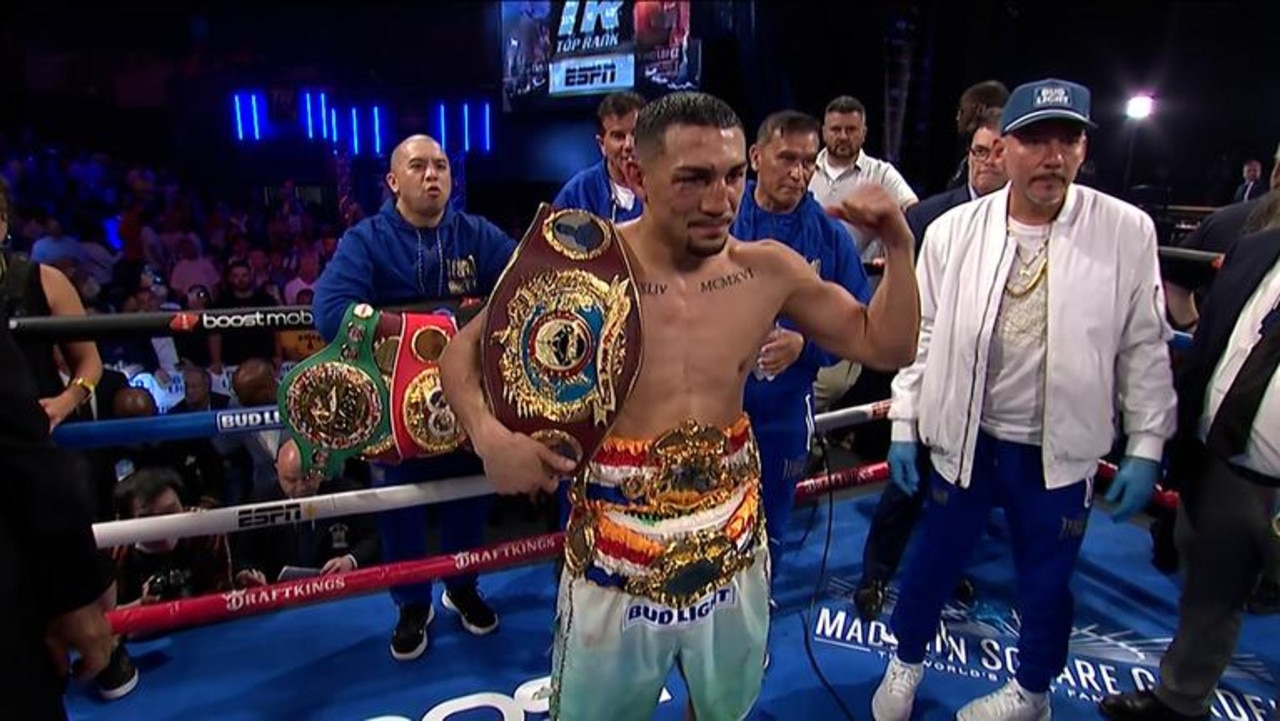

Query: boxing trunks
[551,417,770,721]
[279,302,467,480]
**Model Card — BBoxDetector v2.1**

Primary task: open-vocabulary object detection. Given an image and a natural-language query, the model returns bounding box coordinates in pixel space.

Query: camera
[145,568,192,600]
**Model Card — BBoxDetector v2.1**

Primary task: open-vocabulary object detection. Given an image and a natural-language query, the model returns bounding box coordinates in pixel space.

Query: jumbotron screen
[501,0,702,112]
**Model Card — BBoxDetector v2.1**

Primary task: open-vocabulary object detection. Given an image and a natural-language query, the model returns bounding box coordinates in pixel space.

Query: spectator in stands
[1235,159,1266,202]
[248,246,282,303]
[105,467,236,700]
[172,284,213,367]
[1166,142,1280,331]
[208,260,277,374]
[318,228,339,265]
[284,247,321,304]
[77,223,120,290]
[553,91,647,222]
[275,287,324,366]
[171,366,230,414]
[30,217,85,267]
[168,236,220,297]
[233,439,379,587]
[227,358,282,500]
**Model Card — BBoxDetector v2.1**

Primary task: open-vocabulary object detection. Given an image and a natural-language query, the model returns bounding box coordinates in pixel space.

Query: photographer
[104,467,235,699]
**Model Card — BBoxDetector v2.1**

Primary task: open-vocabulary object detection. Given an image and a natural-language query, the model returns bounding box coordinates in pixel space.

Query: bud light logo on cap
[1034,85,1071,108]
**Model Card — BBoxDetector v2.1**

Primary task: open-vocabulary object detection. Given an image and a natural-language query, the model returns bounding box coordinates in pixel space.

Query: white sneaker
[956,679,1050,721]
[872,655,925,720]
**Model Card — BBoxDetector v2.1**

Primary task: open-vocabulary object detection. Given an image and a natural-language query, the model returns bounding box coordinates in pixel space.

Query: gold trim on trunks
[401,368,464,455]
[564,506,596,577]
[622,528,758,610]
[611,419,762,518]
[490,269,633,426]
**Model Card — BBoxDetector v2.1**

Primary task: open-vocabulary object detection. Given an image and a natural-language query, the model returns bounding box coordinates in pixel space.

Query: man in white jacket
[871,78,1177,721]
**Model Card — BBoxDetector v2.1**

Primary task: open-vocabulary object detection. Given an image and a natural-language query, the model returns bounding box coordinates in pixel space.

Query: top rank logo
[556,0,622,54]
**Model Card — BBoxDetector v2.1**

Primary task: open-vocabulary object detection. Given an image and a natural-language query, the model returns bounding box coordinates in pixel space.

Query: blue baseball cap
[1000,78,1097,134]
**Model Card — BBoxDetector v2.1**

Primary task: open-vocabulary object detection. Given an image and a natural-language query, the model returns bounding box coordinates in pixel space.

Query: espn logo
[236,501,304,529]
[549,54,634,96]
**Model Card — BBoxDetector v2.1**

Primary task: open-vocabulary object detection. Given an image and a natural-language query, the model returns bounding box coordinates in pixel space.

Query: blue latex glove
[1104,457,1161,523]
[887,442,920,495]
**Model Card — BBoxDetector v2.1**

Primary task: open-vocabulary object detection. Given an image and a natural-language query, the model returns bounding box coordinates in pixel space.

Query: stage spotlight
[1126,94,1154,120]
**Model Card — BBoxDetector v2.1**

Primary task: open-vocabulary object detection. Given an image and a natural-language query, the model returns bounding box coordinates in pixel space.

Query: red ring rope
[104,457,1165,637]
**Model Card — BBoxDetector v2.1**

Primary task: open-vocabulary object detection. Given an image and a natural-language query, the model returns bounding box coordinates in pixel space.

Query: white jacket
[889,184,1177,489]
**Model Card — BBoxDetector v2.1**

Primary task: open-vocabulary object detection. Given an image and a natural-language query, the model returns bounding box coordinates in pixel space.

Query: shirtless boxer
[439,91,920,721]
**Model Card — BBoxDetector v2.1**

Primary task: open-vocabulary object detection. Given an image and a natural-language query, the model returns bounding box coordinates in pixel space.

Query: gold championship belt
[280,303,467,479]
[369,310,467,462]
[481,204,643,473]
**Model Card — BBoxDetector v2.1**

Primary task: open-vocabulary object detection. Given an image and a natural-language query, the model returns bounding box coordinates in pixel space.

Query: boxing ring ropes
[11,246,1216,641]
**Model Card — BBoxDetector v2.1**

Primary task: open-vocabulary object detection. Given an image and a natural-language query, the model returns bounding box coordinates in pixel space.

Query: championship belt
[366,310,466,463]
[481,204,643,472]
[279,303,390,480]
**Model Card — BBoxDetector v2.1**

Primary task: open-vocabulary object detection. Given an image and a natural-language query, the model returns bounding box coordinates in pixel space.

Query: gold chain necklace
[1004,220,1051,298]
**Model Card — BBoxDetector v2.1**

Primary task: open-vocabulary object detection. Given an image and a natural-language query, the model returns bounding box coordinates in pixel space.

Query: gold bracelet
[70,376,97,403]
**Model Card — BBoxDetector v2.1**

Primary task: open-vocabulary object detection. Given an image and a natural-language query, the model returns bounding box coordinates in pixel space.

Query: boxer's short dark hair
[635,91,743,160]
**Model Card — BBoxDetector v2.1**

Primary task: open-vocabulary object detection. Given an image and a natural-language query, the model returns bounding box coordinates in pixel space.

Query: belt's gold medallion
[491,269,633,427]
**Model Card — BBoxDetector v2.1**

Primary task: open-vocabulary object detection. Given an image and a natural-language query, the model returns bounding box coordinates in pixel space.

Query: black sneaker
[390,603,435,661]
[854,579,887,621]
[95,642,139,701]
[443,586,499,635]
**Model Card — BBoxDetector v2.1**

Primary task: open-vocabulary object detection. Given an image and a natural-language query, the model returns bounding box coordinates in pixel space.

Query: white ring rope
[92,400,890,548]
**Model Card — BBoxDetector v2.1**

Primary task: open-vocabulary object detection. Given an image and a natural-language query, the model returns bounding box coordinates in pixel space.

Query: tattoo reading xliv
[637,281,668,296]
[700,267,755,293]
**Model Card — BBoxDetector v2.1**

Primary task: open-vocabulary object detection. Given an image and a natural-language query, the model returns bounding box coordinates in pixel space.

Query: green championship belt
[481,204,644,474]
[278,303,390,480]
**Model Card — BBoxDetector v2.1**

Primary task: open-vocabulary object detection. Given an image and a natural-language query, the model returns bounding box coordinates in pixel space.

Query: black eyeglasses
[968,145,995,162]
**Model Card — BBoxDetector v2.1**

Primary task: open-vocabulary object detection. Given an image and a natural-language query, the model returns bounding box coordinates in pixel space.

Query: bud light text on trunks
[624,587,737,630]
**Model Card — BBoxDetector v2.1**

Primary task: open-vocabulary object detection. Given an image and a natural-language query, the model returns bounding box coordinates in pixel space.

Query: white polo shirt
[808,148,918,262]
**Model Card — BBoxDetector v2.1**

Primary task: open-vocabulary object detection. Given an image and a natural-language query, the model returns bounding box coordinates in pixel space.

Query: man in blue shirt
[732,110,872,574]
[553,91,646,223]
[313,134,516,662]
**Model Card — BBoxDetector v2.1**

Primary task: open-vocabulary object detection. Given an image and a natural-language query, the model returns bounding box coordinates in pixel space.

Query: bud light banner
[501,0,701,112]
